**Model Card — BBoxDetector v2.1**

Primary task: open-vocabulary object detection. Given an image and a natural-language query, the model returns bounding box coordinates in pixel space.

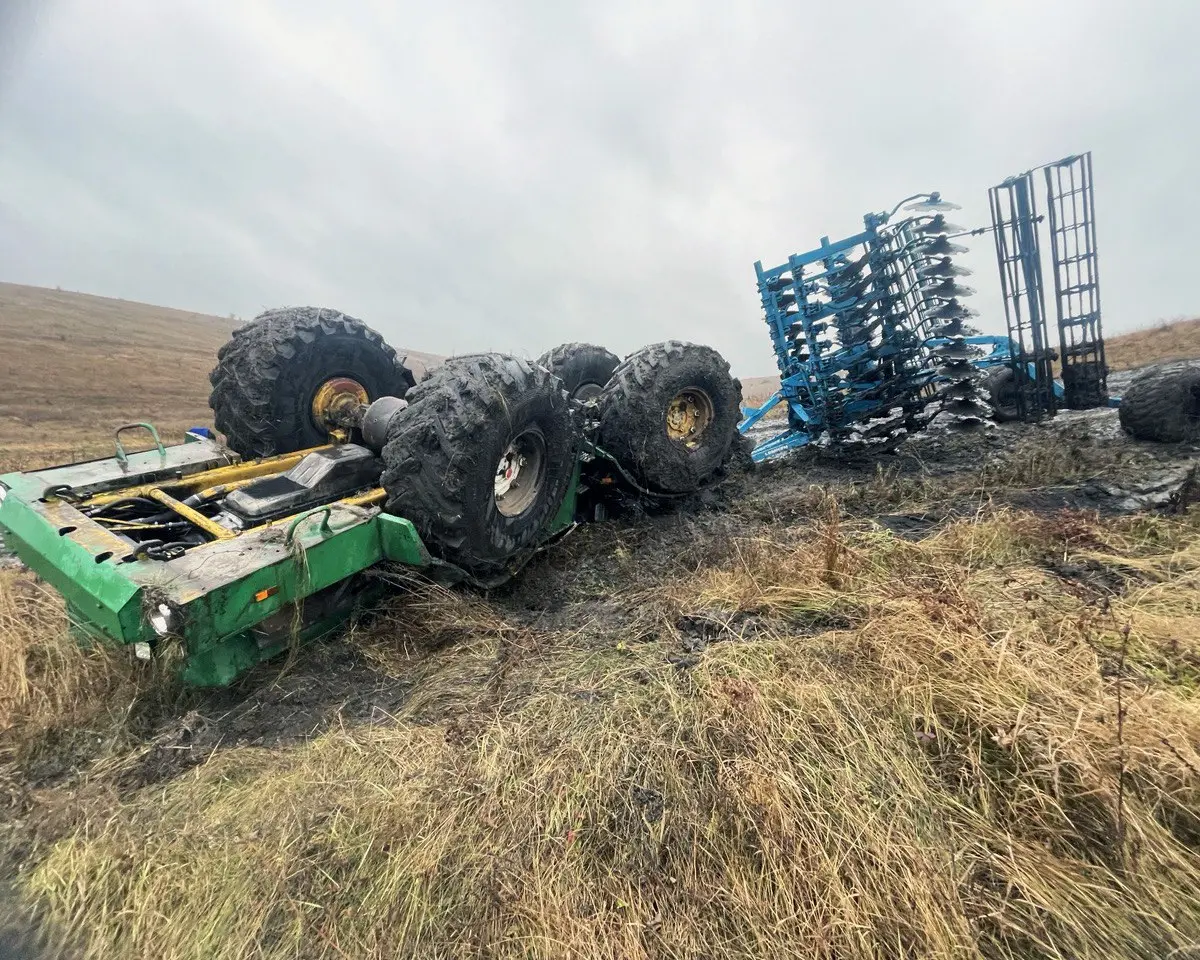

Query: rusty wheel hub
[311,377,369,433]
[665,388,714,447]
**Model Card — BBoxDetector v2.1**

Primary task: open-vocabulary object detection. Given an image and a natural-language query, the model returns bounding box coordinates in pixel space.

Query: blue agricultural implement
[740,151,1126,461]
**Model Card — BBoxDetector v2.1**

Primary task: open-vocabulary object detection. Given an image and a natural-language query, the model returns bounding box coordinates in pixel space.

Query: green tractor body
[1,436,447,685]
[0,434,582,686]
[1,312,743,688]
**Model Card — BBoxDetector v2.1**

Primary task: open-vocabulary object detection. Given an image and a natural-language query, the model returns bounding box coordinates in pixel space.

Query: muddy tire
[1118,362,1200,442]
[380,354,578,573]
[536,342,620,402]
[1061,361,1108,410]
[598,341,742,493]
[986,366,1020,422]
[209,307,415,458]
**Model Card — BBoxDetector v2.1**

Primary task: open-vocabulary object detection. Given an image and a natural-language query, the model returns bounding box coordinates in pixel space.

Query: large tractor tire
[985,366,1021,423]
[598,341,742,493]
[1118,362,1200,442]
[380,354,578,574]
[209,307,415,458]
[537,342,620,402]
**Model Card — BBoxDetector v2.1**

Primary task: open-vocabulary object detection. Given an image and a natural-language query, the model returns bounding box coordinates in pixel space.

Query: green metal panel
[378,513,430,564]
[162,514,424,654]
[547,460,582,534]
[0,474,145,643]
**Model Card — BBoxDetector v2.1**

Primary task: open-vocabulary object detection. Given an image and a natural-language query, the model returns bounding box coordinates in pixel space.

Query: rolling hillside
[4,282,1197,468]
[0,284,441,472]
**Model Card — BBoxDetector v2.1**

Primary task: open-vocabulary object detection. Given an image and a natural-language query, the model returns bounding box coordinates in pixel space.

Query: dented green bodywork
[0,440,581,687]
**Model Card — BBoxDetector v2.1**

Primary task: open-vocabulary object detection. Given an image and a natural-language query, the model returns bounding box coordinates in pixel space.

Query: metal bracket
[285,506,338,545]
[114,423,167,468]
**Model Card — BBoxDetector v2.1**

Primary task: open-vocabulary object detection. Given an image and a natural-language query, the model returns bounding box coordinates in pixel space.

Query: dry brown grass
[0,283,237,472]
[5,503,1199,959]
[1105,317,1200,372]
[0,284,444,473]
[4,287,1200,957]
[0,570,158,782]
[739,374,780,409]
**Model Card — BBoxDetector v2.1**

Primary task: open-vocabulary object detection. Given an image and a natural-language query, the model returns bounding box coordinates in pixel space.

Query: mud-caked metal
[0,312,742,687]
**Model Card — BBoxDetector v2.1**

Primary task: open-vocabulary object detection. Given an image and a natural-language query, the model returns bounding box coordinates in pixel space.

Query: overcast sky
[1,0,1197,375]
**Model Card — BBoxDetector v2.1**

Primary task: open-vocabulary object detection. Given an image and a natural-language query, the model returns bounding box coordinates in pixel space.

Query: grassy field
[1106,317,1200,371]
[2,288,1200,957]
[3,429,1200,958]
[0,284,442,473]
[0,284,237,472]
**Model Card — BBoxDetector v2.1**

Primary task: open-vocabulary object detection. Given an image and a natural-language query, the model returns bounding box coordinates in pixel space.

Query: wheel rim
[666,388,714,447]
[311,377,369,432]
[494,429,547,517]
[573,382,604,403]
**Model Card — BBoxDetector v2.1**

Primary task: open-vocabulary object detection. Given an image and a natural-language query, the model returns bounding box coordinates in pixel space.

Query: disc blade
[921,278,977,299]
[917,257,973,280]
[765,275,795,292]
[945,416,989,431]
[938,380,979,400]
[937,360,977,378]
[932,335,982,355]
[932,320,970,339]
[913,214,966,236]
[903,196,962,213]
[914,236,969,257]
[926,298,976,320]
[943,396,990,415]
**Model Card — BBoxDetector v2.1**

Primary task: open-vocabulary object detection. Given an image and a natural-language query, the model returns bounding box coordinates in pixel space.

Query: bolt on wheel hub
[665,388,714,447]
[494,429,547,517]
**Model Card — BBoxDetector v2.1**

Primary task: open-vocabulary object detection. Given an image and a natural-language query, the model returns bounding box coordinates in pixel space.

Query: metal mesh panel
[1043,152,1107,409]
[988,174,1058,420]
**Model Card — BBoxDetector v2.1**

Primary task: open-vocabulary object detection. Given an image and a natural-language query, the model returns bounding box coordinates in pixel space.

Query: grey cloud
[1,0,1198,375]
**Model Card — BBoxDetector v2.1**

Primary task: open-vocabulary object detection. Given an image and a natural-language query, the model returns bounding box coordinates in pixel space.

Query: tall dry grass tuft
[18,508,1200,959]
[0,571,167,792]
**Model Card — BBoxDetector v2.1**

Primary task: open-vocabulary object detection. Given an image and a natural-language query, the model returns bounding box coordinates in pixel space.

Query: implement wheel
[986,367,1020,423]
[598,341,742,493]
[209,307,415,458]
[1118,362,1200,442]
[380,354,578,574]
[537,342,620,402]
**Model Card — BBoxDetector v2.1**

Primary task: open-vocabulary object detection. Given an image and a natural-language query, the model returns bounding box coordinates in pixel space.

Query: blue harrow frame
[738,192,985,462]
[740,153,1113,463]
[740,334,1119,462]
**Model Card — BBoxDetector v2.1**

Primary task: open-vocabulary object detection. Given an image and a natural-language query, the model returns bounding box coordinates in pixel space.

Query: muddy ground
[8,382,1199,787]
[2,367,1199,955]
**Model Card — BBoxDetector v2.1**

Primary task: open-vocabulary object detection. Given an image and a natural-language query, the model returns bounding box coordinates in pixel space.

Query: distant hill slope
[0,283,441,471]
[737,317,1200,408]
[1105,317,1200,371]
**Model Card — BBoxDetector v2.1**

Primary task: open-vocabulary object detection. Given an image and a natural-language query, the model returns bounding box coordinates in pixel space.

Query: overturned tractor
[0,307,744,685]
